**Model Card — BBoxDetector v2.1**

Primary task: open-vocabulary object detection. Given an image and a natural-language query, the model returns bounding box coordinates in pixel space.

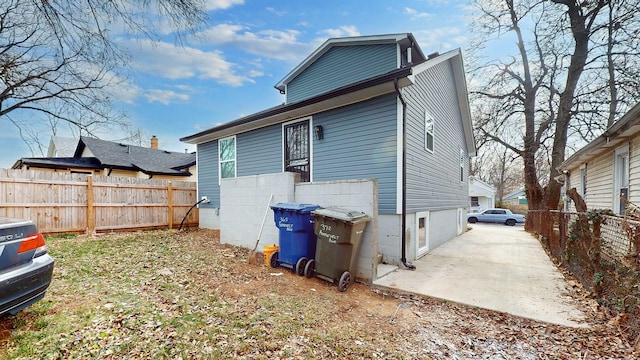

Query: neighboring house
[558,103,640,215]
[502,189,528,206]
[181,33,476,281]
[47,136,78,157]
[468,176,496,212]
[13,136,196,181]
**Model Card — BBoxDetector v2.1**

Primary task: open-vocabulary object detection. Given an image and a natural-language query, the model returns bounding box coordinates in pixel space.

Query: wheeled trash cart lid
[311,207,370,223]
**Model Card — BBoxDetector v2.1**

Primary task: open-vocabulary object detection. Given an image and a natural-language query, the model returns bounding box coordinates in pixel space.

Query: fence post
[592,217,602,296]
[168,181,174,229]
[87,175,95,234]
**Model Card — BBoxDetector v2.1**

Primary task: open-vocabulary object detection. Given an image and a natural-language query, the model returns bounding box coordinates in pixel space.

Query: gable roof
[48,136,78,157]
[14,137,196,177]
[274,33,427,93]
[559,102,640,171]
[181,35,474,154]
[469,176,496,195]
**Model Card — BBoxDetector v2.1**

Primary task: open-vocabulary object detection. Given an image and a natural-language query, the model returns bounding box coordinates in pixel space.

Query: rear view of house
[181,33,475,282]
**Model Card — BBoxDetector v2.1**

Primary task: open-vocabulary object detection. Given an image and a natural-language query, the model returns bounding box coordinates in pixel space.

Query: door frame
[416,211,430,258]
[282,116,313,182]
[613,144,629,215]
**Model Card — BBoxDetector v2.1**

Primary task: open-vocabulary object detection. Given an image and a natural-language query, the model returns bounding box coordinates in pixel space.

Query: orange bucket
[263,244,279,267]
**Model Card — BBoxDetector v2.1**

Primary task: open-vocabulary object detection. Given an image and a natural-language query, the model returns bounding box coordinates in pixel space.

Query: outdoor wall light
[314,125,324,140]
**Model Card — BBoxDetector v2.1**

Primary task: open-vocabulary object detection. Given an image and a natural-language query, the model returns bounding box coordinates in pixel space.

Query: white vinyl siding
[629,136,640,205]
[581,149,614,210]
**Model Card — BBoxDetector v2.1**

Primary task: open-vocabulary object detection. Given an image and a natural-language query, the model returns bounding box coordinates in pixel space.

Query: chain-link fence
[528,209,639,344]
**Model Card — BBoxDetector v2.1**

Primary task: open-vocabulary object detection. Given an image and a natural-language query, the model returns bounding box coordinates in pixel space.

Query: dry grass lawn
[0,229,637,359]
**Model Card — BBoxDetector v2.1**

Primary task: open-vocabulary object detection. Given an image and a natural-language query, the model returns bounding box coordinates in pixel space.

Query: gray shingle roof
[14,137,195,177]
[14,157,102,170]
[48,136,79,157]
[75,137,195,176]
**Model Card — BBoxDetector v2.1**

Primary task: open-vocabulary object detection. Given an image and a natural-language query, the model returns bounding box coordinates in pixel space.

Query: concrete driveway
[373,223,587,327]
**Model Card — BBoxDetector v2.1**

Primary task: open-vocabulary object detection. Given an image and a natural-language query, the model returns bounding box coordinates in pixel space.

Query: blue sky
[0,0,470,168]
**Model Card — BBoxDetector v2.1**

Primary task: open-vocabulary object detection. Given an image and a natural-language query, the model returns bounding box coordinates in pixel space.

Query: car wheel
[505,219,516,226]
[468,217,477,223]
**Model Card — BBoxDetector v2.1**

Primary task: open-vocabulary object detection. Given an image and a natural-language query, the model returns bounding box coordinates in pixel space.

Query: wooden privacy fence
[0,169,199,234]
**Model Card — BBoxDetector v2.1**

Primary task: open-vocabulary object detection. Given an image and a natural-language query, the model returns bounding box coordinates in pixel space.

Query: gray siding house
[181,33,476,281]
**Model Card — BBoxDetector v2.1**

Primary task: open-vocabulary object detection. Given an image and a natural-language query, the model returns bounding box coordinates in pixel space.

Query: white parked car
[467,209,525,226]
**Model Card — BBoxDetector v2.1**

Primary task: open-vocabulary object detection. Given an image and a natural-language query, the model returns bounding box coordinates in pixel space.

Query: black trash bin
[269,203,320,275]
[308,207,371,292]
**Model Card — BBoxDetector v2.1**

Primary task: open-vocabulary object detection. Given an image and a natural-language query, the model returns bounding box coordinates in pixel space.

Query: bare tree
[0,0,207,153]
[470,141,522,207]
[468,0,640,224]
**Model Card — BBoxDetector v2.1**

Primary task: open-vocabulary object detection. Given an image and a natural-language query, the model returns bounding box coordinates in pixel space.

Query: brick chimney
[150,135,158,149]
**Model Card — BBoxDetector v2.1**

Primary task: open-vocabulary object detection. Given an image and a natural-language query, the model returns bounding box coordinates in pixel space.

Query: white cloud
[204,0,244,11]
[318,26,360,38]
[119,38,258,86]
[266,7,286,16]
[110,81,142,104]
[145,89,190,105]
[413,27,467,51]
[404,7,433,20]
[196,24,312,62]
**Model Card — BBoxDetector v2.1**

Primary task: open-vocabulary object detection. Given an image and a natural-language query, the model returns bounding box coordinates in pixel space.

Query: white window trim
[459,148,465,183]
[218,135,236,184]
[424,110,434,153]
[281,116,313,182]
[579,163,587,198]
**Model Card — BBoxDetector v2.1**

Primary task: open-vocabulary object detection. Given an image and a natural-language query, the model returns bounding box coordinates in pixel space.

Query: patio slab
[373,223,587,327]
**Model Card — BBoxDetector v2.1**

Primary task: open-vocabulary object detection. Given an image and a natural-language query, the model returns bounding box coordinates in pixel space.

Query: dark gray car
[0,217,55,315]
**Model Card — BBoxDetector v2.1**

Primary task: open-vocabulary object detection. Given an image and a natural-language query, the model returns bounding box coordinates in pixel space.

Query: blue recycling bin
[269,203,320,275]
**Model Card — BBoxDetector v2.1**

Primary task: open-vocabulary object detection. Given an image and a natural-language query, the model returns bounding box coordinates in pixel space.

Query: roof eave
[181,67,413,144]
[275,33,420,91]
[412,49,476,157]
[559,102,640,171]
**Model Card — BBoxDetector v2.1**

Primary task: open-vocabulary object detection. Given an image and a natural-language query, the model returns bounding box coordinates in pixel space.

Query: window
[471,196,479,207]
[460,149,465,182]
[580,164,587,197]
[284,119,311,182]
[219,136,236,181]
[424,111,434,152]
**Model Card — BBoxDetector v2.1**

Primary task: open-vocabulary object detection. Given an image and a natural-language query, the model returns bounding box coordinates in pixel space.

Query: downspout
[394,77,416,271]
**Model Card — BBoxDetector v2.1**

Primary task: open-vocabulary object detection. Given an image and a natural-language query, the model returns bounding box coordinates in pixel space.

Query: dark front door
[284,120,310,182]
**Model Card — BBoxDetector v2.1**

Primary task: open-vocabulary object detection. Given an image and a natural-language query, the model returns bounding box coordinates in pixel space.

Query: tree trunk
[542,0,593,212]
